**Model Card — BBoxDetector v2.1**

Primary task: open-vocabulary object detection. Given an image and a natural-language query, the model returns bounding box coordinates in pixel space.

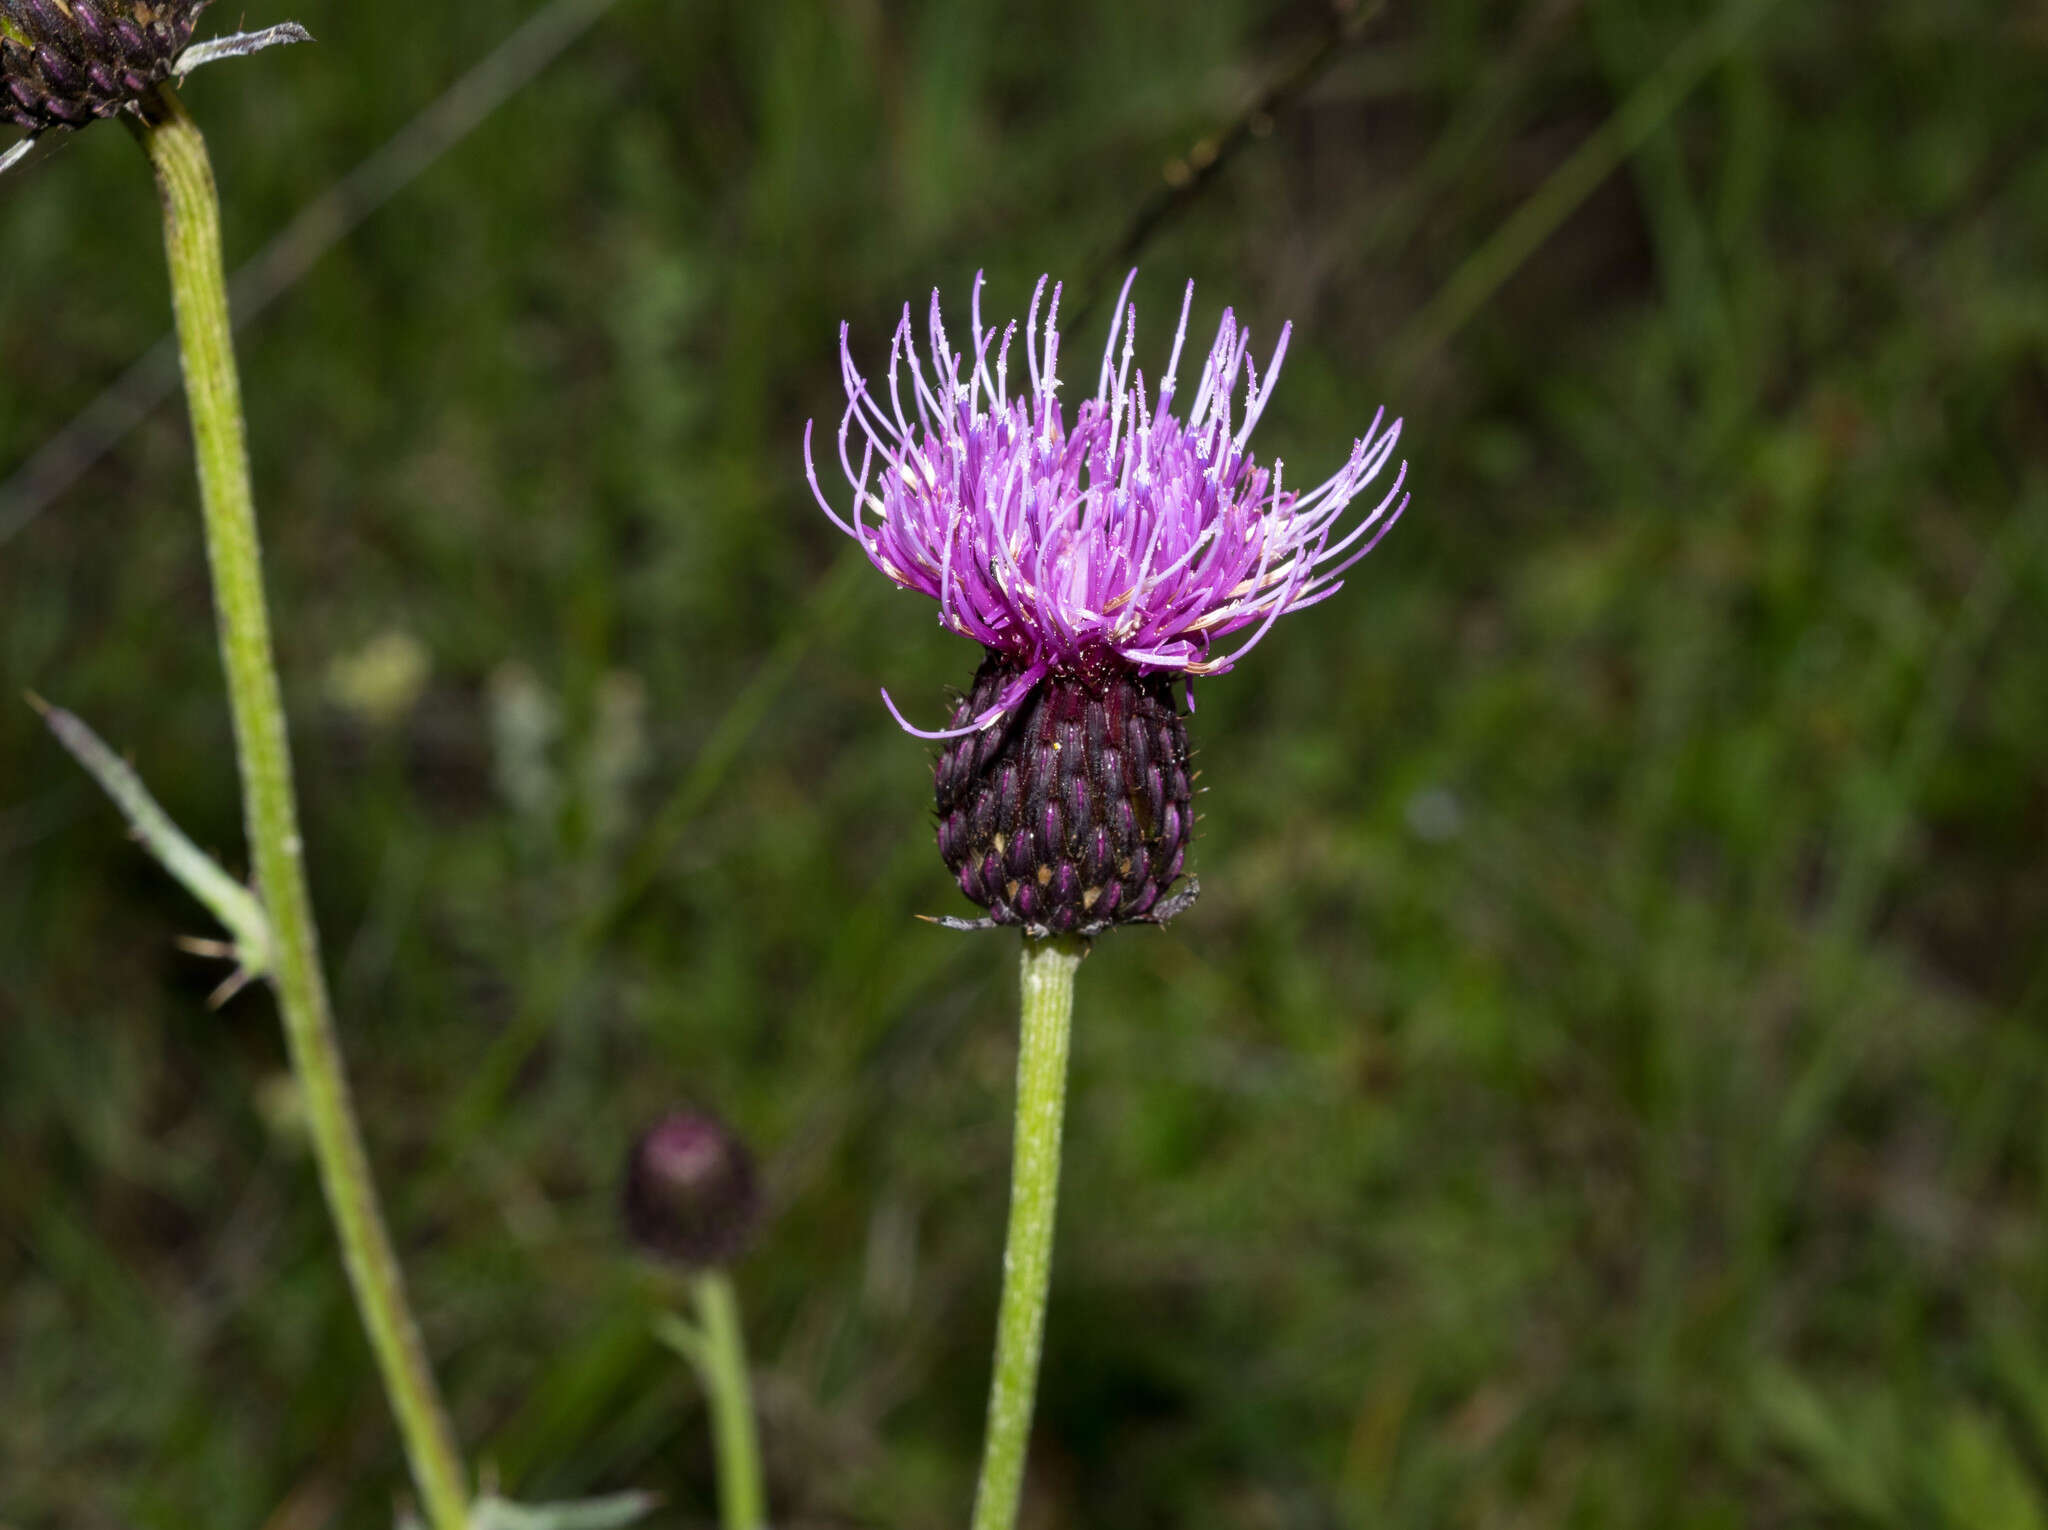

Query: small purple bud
[622,1110,762,1271]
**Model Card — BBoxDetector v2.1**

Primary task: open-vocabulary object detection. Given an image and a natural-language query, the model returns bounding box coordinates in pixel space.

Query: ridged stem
[969,935,1088,1530]
[691,1274,767,1530]
[135,89,471,1530]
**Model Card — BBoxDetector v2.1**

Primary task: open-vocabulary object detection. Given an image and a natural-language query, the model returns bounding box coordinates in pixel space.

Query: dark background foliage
[4,0,2046,1525]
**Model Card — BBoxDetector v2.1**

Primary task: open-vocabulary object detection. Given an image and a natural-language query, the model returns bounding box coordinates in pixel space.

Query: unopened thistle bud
[623,1110,763,1271]
[1,0,204,135]
[808,271,1411,937]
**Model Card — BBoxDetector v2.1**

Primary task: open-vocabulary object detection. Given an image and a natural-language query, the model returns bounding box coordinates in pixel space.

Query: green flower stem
[970,935,1088,1530]
[692,1274,767,1530]
[135,88,471,1530]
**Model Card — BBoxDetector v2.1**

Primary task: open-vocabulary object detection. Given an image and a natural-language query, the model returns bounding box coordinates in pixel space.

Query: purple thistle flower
[808,272,1409,937]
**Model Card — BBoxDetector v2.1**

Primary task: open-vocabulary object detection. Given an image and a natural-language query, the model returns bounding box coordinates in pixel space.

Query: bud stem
[134,88,470,1530]
[970,935,1088,1530]
[690,1273,768,1530]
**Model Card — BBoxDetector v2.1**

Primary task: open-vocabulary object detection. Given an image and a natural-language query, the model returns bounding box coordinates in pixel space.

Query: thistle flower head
[1,0,206,136]
[807,271,1408,739]
[622,1109,763,1271]
[809,272,1409,937]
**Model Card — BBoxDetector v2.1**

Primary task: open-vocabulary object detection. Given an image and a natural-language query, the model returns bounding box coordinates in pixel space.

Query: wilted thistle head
[1,0,206,135]
[622,1110,763,1271]
[808,272,1408,938]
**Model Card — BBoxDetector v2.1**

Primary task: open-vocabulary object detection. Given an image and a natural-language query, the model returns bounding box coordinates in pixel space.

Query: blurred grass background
[4,0,2047,1524]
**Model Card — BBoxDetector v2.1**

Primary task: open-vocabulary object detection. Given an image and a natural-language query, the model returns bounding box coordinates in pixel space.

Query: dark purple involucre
[1,0,205,135]
[935,652,1196,937]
